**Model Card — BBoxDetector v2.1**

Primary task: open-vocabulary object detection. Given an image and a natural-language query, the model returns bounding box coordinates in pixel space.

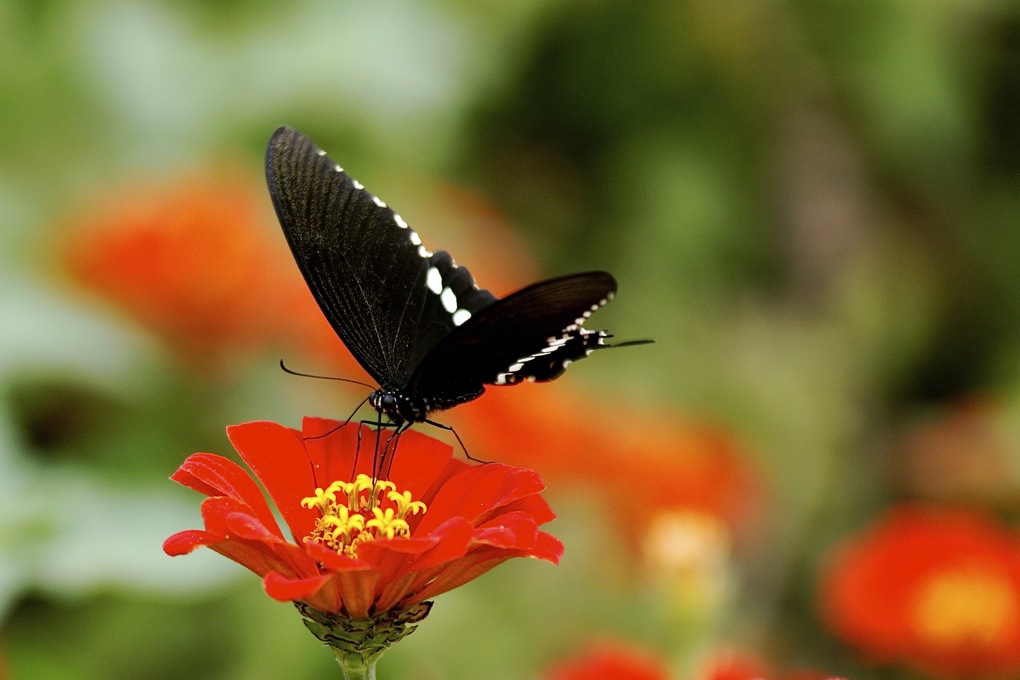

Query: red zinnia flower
[164,417,562,622]
[819,504,1020,679]
[544,641,671,680]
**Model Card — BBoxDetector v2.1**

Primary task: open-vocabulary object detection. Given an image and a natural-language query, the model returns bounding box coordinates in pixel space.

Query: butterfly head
[369,389,429,428]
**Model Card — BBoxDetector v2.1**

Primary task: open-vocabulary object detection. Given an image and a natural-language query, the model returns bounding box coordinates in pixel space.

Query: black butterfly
[266,126,648,431]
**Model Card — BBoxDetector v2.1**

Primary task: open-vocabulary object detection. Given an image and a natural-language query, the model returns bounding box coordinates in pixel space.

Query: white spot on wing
[372,196,386,208]
[394,214,408,228]
[317,150,327,156]
[418,245,432,258]
[452,309,471,326]
[409,232,422,246]
[353,179,364,190]
[440,287,457,313]
[426,267,443,294]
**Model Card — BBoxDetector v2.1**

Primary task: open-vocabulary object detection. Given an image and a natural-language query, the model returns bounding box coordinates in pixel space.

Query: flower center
[300,474,427,558]
[913,564,1019,647]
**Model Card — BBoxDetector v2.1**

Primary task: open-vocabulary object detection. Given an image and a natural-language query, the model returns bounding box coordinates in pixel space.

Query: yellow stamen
[300,474,427,558]
[366,507,410,539]
[388,489,427,518]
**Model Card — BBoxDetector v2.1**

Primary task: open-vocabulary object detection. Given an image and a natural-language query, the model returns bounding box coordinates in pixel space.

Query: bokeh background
[4,1,1020,678]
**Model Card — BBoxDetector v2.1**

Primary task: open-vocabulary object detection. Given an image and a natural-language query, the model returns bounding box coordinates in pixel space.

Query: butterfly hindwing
[265,126,495,389]
[409,271,619,403]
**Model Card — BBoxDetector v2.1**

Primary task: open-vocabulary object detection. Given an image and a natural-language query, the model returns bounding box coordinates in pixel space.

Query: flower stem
[334,650,378,680]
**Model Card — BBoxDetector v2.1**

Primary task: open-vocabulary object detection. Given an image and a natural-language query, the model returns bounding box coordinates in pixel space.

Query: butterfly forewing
[409,272,619,400]
[266,126,495,388]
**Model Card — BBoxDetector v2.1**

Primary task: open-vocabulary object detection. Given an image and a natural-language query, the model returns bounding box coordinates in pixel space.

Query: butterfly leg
[381,423,411,479]
[356,414,402,482]
[423,419,489,464]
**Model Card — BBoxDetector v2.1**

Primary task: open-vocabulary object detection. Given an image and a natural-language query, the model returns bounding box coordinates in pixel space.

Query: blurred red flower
[61,170,343,369]
[699,648,834,680]
[819,505,1020,679]
[544,641,670,680]
[164,417,562,619]
[701,650,770,680]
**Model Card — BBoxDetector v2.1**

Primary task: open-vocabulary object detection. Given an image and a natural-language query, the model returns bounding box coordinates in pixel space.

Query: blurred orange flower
[544,641,670,680]
[61,168,343,370]
[819,505,1020,679]
[448,381,763,533]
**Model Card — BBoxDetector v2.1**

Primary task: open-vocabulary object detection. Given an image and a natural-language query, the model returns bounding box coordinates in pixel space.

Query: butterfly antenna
[298,395,373,444]
[279,359,375,390]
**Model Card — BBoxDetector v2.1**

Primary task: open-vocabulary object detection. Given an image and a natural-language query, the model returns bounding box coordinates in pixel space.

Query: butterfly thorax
[369,386,486,427]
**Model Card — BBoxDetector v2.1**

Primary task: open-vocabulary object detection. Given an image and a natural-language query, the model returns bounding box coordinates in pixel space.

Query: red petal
[475,511,540,549]
[263,570,332,602]
[373,572,420,613]
[163,529,216,556]
[301,417,363,487]
[404,517,474,571]
[416,464,547,534]
[171,452,283,538]
[412,553,512,602]
[224,511,290,543]
[196,497,321,576]
[227,421,317,540]
[385,428,455,499]
[494,493,557,527]
[208,541,299,578]
[302,539,372,572]
[335,569,384,619]
[532,531,565,564]
[200,496,255,537]
[356,537,444,594]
